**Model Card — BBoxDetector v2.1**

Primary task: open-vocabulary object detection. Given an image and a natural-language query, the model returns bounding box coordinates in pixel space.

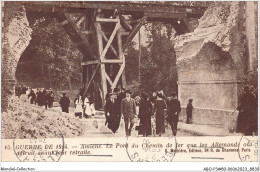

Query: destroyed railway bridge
[2,1,258,129]
[26,1,209,103]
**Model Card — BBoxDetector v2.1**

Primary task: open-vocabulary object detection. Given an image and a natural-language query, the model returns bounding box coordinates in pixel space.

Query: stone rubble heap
[2,96,87,139]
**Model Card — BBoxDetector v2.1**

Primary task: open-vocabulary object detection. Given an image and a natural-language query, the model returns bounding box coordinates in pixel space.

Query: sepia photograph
[1,0,258,167]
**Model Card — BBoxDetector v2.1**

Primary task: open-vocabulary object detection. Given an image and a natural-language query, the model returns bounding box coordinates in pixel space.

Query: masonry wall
[173,2,249,130]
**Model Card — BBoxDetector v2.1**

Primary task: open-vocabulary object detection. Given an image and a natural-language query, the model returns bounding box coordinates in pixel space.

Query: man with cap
[121,90,136,136]
[59,93,70,113]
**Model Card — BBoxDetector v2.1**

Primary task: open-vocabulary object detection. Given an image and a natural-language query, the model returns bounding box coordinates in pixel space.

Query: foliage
[242,69,258,92]
[139,23,178,95]
[125,41,139,85]
[17,16,82,89]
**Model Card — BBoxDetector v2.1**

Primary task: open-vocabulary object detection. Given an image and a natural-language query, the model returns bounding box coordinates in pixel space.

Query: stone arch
[2,3,32,112]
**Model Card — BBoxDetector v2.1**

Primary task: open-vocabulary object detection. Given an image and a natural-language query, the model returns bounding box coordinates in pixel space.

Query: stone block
[179,107,239,132]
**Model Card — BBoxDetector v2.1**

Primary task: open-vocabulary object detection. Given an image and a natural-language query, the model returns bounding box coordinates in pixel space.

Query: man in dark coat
[104,93,120,133]
[166,92,181,136]
[186,99,193,124]
[59,93,70,113]
[42,89,49,110]
[37,89,43,106]
[121,90,136,136]
[236,86,257,135]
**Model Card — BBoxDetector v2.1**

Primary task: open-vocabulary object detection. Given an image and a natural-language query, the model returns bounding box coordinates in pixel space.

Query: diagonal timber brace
[83,63,100,97]
[123,16,147,51]
[64,13,96,59]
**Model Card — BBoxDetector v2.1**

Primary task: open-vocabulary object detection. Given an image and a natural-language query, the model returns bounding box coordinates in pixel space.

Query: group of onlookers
[15,85,55,109]
[104,88,193,137]
[15,84,257,137]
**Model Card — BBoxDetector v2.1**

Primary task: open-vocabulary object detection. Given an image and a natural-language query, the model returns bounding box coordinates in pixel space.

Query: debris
[2,96,86,139]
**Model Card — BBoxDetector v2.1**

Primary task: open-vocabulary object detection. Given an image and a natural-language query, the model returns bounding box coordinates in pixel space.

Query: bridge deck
[23,1,211,17]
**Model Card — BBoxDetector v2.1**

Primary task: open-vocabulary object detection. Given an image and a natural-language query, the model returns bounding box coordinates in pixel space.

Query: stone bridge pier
[1,2,32,112]
[174,1,257,130]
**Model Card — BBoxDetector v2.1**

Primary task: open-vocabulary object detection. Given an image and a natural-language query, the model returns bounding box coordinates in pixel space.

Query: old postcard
[1,0,259,170]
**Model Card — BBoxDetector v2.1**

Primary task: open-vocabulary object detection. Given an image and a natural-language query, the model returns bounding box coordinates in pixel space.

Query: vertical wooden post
[96,11,107,104]
[117,27,127,89]
[81,64,83,87]
[86,65,89,88]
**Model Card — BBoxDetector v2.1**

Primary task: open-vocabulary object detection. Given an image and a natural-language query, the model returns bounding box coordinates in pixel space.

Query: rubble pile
[2,96,87,139]
[174,1,240,62]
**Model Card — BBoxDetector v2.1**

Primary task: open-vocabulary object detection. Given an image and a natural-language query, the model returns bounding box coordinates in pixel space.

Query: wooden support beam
[76,15,85,26]
[96,17,107,103]
[123,16,147,51]
[64,13,96,59]
[101,30,118,57]
[89,10,97,31]
[119,15,132,32]
[83,31,128,36]
[101,59,123,63]
[121,54,127,88]
[81,60,100,66]
[111,62,125,90]
[100,64,107,102]
[117,27,126,88]
[121,31,129,36]
[83,64,100,97]
[96,17,119,23]
[144,12,187,19]
[100,22,120,60]
[105,72,113,86]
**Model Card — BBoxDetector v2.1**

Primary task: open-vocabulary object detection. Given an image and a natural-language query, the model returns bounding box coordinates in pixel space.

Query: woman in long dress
[83,94,92,118]
[75,95,83,119]
[153,93,167,136]
[139,92,153,137]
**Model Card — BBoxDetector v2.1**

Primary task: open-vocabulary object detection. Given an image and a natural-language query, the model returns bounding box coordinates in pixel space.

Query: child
[186,99,193,124]
[75,95,83,119]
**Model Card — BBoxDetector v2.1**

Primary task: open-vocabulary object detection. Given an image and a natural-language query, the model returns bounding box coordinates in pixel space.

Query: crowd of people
[15,85,55,109]
[15,84,257,137]
[104,88,189,137]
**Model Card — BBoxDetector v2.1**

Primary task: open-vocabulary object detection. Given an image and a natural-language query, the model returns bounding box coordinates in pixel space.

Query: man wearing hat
[59,93,70,113]
[166,92,181,136]
[121,90,136,136]
[105,92,120,133]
